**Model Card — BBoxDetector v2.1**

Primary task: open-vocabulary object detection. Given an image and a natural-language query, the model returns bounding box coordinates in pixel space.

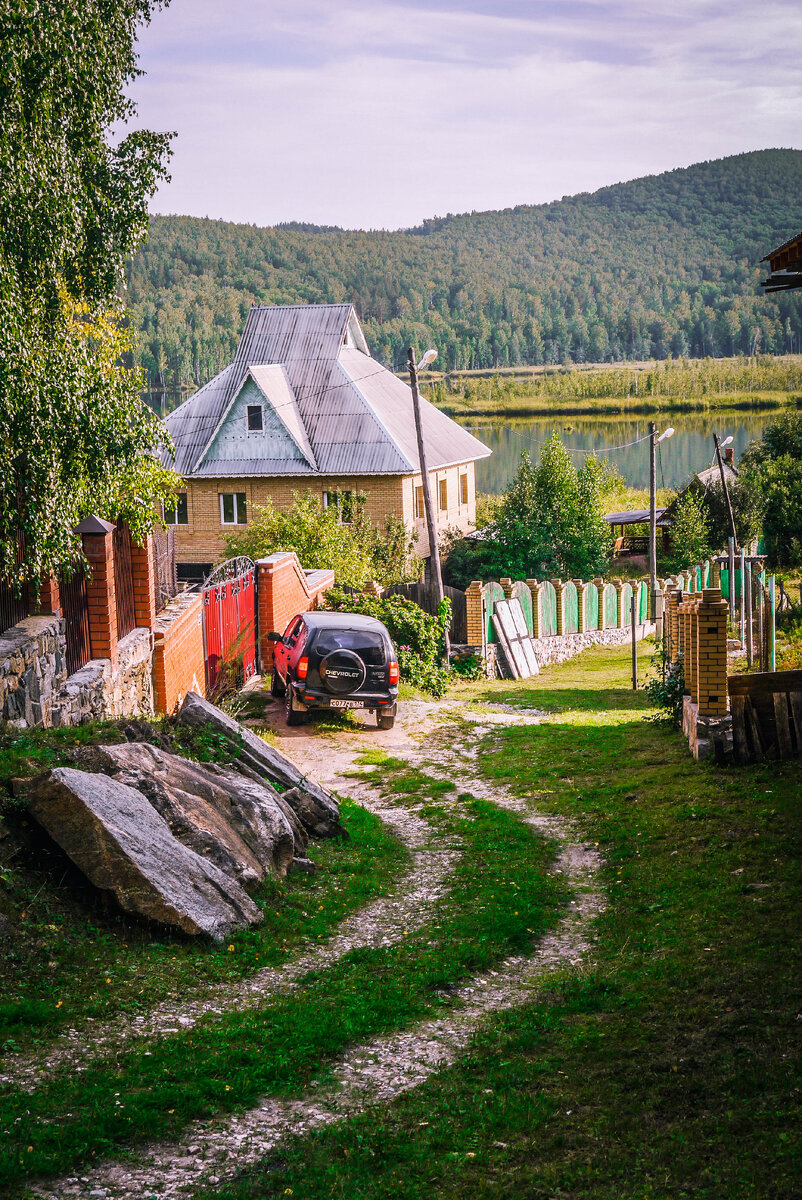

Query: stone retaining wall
[0,618,154,730]
[531,623,655,668]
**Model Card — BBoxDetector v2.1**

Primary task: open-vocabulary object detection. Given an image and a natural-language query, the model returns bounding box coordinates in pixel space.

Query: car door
[276,615,303,681]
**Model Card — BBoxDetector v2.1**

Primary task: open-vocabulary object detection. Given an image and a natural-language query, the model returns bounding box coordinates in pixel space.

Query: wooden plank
[728,669,802,697]
[789,691,802,754]
[495,602,519,645]
[509,637,531,678]
[773,693,794,760]
[744,696,765,761]
[509,598,530,639]
[521,637,540,676]
[730,695,750,765]
[492,614,520,680]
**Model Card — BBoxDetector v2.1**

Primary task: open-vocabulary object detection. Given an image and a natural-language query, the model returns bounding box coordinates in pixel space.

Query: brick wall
[152,591,206,714]
[256,553,334,673]
[171,463,478,565]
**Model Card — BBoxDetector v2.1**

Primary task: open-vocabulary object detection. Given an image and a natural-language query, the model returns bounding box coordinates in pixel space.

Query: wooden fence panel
[584,583,599,631]
[540,580,557,636]
[484,582,505,644]
[511,581,533,635]
[603,583,617,629]
[621,582,633,626]
[563,581,578,633]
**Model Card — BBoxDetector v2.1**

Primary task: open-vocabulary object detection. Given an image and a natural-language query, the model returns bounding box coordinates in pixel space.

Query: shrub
[323,587,451,697]
[645,644,685,727]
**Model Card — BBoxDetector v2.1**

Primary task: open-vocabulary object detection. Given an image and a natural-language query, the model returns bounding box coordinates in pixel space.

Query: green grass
[0,763,564,1190]
[206,643,802,1200]
[0,722,407,1053]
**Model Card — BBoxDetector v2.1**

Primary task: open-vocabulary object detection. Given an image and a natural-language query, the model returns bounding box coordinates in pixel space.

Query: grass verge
[206,643,801,1200]
[0,722,407,1053]
[0,763,565,1189]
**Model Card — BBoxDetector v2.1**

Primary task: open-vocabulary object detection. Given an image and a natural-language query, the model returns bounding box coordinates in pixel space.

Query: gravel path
[31,698,605,1200]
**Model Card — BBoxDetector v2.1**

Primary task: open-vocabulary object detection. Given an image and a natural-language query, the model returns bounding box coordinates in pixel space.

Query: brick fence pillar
[130,533,156,631]
[499,577,514,600]
[664,588,680,660]
[39,575,61,617]
[527,579,541,637]
[465,581,485,651]
[552,579,565,634]
[77,515,118,668]
[697,588,729,718]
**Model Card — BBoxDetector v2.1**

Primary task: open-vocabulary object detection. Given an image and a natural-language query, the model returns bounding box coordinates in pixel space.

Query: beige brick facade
[171,462,478,566]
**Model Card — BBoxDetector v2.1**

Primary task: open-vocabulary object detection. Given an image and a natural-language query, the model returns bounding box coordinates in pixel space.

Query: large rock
[75,743,302,884]
[21,767,262,940]
[178,692,345,839]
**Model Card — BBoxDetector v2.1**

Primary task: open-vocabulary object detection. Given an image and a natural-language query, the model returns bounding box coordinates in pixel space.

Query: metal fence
[58,560,92,675]
[113,521,136,640]
[0,531,30,634]
[153,526,178,613]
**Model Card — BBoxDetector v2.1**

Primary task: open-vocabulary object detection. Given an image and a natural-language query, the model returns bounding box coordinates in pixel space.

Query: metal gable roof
[163,303,491,479]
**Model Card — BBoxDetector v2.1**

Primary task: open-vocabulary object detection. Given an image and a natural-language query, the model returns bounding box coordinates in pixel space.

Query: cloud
[129,0,802,228]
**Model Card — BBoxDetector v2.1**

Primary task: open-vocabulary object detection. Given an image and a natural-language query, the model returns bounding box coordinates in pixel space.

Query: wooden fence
[728,670,802,763]
[383,581,468,644]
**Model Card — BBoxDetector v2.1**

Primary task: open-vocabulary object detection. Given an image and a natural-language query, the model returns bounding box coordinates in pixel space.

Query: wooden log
[730,695,750,765]
[728,669,802,696]
[773,693,793,760]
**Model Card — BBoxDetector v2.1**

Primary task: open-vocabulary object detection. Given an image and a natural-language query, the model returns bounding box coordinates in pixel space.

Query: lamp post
[650,424,674,619]
[407,347,449,658]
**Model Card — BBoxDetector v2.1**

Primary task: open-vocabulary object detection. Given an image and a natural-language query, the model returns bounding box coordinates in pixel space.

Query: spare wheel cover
[320,649,366,695]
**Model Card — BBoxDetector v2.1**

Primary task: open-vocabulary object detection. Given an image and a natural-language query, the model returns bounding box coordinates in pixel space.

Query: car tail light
[297,656,309,680]
[388,660,399,685]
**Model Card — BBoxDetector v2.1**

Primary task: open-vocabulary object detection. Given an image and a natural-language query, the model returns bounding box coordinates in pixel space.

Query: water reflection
[458,410,779,493]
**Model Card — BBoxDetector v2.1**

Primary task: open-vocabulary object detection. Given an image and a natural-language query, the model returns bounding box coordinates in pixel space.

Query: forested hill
[127,149,802,391]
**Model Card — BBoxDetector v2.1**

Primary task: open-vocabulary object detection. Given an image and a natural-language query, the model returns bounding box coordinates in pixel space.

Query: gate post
[527,579,541,637]
[465,581,485,656]
[76,515,118,668]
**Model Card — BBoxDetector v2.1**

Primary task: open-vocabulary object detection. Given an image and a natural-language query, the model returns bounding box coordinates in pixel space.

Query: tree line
[127,149,802,393]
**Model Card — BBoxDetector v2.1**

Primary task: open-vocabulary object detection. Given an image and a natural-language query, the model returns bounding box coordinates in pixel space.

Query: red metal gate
[202,557,256,696]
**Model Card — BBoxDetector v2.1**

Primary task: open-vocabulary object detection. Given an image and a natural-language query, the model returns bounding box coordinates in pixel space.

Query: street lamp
[649,423,674,619]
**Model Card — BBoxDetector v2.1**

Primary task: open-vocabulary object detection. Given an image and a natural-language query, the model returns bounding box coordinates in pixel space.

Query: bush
[645,645,685,727]
[661,491,712,574]
[223,491,421,589]
[323,587,451,697]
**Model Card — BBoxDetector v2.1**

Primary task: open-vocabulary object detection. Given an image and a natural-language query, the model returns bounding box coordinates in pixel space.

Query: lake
[456,409,781,494]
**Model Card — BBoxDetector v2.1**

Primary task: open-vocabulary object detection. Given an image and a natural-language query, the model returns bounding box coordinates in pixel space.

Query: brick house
[161,303,490,577]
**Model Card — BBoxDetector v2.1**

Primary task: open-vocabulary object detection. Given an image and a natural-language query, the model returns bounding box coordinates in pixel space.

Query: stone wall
[0,616,66,728]
[530,623,655,668]
[0,617,153,730]
[54,629,154,726]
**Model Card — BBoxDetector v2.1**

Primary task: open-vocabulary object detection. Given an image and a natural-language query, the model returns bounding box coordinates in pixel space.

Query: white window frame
[413,484,424,520]
[219,492,247,525]
[322,489,355,524]
[246,403,264,434]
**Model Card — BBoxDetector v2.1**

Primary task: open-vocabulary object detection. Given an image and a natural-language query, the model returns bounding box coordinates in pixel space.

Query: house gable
[200,375,314,473]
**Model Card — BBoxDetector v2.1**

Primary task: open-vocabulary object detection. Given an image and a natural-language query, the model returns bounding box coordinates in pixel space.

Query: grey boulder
[76,742,300,884]
[178,692,345,839]
[22,767,262,940]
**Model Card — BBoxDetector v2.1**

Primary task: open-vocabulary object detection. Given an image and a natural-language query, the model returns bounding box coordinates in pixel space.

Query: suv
[269,611,399,729]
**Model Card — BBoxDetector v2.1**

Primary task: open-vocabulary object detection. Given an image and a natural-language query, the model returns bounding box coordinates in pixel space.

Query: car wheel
[285,686,305,726]
[271,668,286,698]
[377,712,395,730]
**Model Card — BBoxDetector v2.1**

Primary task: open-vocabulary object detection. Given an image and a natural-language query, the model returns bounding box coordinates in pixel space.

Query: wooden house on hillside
[161,304,490,578]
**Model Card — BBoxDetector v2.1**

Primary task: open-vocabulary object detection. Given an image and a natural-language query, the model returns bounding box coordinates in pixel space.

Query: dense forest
[127,150,802,391]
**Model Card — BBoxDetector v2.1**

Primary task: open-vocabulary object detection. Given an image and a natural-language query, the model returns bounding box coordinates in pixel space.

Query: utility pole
[713,433,738,548]
[407,347,449,658]
[649,421,657,620]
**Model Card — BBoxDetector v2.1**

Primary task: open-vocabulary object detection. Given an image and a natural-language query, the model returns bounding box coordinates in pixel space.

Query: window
[460,472,469,505]
[164,493,188,525]
[439,477,448,511]
[414,485,424,520]
[322,489,357,524]
[220,492,247,524]
[246,404,263,432]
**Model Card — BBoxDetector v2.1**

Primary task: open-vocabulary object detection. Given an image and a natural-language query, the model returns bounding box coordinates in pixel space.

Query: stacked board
[492,599,540,680]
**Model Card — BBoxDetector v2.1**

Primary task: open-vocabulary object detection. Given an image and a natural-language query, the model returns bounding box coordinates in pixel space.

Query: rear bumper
[291,684,397,711]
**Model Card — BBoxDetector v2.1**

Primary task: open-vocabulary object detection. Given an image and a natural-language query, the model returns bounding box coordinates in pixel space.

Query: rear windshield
[312,629,387,666]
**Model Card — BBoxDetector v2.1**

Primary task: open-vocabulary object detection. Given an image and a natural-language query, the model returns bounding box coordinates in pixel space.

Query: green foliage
[704,473,767,554]
[323,586,451,696]
[644,644,686,726]
[737,411,802,566]
[0,3,174,584]
[128,151,802,393]
[662,491,712,573]
[446,440,612,584]
[222,491,420,589]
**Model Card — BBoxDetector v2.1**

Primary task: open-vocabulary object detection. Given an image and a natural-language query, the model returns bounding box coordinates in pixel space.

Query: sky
[128,0,802,231]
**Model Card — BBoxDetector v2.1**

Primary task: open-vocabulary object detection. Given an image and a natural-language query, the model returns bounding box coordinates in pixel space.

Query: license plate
[329,699,362,709]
